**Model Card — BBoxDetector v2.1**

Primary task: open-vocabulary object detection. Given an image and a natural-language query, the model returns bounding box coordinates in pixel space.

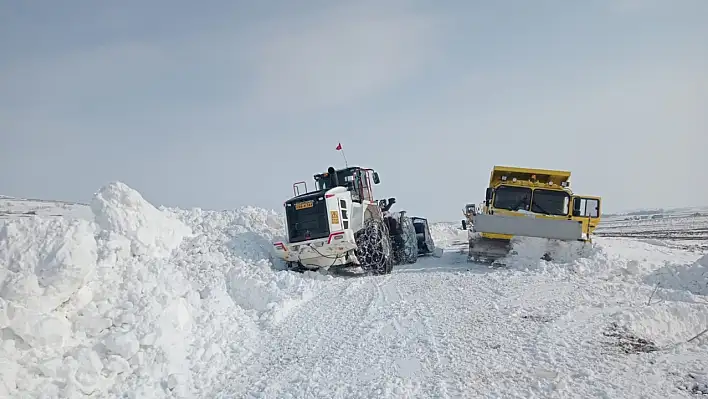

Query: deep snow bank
[501,236,708,355]
[0,182,327,398]
[646,253,708,297]
[163,206,330,326]
[500,236,705,283]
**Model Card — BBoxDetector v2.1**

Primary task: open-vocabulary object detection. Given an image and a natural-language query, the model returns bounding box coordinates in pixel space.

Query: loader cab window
[493,186,531,211]
[315,168,363,202]
[315,169,354,190]
[316,178,329,191]
[531,189,570,216]
[358,170,374,202]
[345,172,362,202]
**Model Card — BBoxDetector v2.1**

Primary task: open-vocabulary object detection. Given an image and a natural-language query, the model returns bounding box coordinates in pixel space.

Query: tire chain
[401,216,418,263]
[356,218,391,274]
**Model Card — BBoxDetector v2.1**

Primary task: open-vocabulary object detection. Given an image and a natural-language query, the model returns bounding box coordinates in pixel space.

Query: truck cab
[479,166,601,241]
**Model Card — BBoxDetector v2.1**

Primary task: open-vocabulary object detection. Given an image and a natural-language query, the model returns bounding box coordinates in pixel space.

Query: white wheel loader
[272,166,394,275]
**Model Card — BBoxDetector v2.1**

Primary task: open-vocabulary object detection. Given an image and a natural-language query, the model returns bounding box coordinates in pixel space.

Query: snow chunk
[0,217,97,314]
[646,253,708,296]
[225,259,323,326]
[0,341,20,397]
[501,237,597,273]
[611,301,708,346]
[104,330,140,358]
[0,217,96,351]
[91,182,191,258]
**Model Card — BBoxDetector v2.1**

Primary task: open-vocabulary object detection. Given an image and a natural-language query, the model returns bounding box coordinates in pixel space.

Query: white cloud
[1,3,446,119]
[240,3,447,115]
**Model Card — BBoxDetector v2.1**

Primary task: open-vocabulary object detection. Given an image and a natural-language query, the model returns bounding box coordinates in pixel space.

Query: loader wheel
[355,218,393,275]
[401,216,418,264]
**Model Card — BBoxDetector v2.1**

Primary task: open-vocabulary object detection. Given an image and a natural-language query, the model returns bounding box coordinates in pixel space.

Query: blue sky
[1,0,706,221]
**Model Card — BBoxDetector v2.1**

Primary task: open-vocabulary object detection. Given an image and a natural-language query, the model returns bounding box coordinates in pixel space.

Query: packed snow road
[214,249,706,399]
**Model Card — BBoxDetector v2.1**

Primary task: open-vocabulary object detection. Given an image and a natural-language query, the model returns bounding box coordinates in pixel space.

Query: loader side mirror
[461,220,467,230]
[372,172,380,184]
[485,187,494,206]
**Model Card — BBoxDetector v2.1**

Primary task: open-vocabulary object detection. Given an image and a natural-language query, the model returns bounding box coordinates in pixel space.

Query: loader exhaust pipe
[328,166,339,187]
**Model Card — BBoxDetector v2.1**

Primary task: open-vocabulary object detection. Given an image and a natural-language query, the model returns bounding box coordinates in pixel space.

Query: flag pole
[336,142,348,167]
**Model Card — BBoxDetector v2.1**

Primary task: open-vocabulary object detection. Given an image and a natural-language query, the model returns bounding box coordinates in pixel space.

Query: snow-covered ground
[1,186,707,398]
[596,206,708,252]
[0,196,94,221]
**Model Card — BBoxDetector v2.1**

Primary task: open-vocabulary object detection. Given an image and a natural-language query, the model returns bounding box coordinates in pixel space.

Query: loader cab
[314,166,380,203]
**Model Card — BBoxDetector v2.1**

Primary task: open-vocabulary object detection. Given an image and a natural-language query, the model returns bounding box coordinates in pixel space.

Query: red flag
[336,143,342,151]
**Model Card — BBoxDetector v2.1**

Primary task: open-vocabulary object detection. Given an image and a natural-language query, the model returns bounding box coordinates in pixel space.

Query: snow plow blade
[472,213,584,241]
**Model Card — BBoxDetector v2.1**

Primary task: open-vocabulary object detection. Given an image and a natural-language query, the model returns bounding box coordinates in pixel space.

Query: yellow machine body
[466,165,602,263]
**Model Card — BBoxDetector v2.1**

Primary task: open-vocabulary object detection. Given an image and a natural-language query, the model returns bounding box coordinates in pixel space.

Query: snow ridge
[0,182,326,398]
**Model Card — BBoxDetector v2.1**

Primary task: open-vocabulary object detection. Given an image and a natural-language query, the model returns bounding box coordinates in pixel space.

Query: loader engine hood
[284,190,331,243]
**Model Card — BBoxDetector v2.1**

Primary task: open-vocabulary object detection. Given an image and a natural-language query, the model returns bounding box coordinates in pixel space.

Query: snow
[1,186,707,398]
[428,222,464,249]
[0,196,94,221]
[646,253,708,297]
[0,182,326,398]
[91,182,192,259]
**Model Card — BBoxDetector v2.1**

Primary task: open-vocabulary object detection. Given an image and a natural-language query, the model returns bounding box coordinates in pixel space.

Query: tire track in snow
[412,306,452,398]
[401,272,482,398]
[216,275,396,398]
[212,278,357,397]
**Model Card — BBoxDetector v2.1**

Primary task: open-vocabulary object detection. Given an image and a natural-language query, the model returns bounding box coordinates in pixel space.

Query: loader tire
[401,215,418,264]
[355,218,393,275]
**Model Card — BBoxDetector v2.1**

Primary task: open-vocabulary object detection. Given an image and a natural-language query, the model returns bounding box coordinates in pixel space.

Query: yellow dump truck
[462,165,601,263]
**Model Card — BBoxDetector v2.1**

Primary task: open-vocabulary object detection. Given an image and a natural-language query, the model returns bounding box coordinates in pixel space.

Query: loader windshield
[315,168,357,191]
[493,186,531,211]
[531,189,570,216]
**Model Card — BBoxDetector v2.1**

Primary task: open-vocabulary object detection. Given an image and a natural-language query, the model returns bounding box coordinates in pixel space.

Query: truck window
[573,198,600,218]
[493,186,532,211]
[531,189,570,216]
